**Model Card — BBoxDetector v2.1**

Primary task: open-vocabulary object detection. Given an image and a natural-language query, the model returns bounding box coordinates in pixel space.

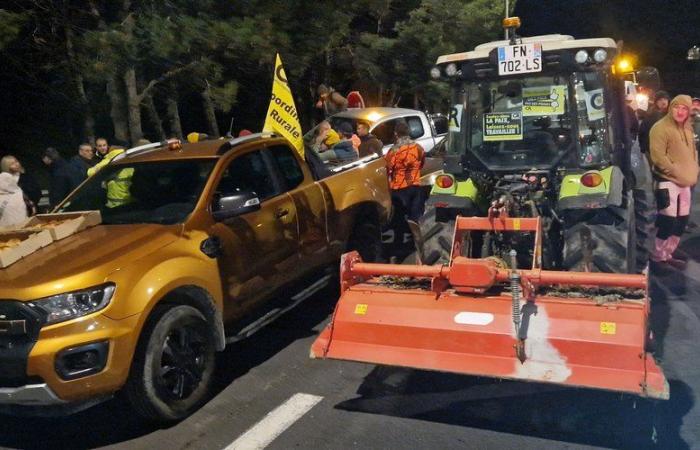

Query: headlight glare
[32,284,115,325]
[430,67,441,79]
[445,63,458,77]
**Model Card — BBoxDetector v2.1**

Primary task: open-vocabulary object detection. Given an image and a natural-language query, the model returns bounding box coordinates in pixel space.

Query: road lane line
[224,393,323,450]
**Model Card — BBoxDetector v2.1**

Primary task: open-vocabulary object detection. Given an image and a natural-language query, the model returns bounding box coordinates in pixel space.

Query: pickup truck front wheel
[126,304,216,422]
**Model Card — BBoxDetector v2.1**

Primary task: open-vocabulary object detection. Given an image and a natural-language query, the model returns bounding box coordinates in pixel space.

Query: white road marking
[224,393,323,450]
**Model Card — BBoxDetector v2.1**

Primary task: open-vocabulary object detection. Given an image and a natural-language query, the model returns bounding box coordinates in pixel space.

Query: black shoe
[666,257,687,270]
[672,248,690,261]
[649,260,675,275]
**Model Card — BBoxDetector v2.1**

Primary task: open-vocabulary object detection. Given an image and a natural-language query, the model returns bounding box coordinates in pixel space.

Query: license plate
[497,43,542,75]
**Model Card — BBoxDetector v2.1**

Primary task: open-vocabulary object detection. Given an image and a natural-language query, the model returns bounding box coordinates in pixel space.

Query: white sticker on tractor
[454,312,494,326]
[513,303,572,382]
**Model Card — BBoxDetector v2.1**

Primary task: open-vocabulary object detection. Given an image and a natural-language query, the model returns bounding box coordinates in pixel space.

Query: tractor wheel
[633,185,656,273]
[409,207,454,265]
[562,192,637,273]
[348,217,383,262]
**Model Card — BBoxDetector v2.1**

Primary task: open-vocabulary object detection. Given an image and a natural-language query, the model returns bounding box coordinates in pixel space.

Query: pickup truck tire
[348,219,383,262]
[126,304,216,422]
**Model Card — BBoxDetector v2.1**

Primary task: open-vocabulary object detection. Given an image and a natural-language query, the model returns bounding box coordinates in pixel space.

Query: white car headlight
[30,284,116,325]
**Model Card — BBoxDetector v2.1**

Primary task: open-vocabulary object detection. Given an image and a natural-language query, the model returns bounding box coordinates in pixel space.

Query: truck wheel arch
[150,285,226,351]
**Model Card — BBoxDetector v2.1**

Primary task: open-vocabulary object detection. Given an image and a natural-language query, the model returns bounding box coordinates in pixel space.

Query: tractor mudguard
[426,177,481,219]
[557,166,624,211]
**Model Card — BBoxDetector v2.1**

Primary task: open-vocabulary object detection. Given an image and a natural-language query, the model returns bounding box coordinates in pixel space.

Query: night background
[0,0,698,184]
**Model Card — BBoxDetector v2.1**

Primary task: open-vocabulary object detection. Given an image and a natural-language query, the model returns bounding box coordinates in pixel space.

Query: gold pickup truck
[0,134,391,421]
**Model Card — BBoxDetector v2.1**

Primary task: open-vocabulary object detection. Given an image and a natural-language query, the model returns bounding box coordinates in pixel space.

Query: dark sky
[514,0,700,95]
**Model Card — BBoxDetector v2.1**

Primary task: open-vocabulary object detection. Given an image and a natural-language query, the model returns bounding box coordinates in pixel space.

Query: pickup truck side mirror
[212,190,261,221]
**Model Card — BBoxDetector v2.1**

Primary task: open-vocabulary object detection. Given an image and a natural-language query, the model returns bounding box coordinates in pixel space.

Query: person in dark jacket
[357,122,383,158]
[42,147,76,209]
[69,143,97,186]
[319,122,358,162]
[639,90,670,154]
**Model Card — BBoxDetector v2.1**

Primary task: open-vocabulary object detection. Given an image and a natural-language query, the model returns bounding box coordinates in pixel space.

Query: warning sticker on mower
[600,322,617,335]
[354,304,368,315]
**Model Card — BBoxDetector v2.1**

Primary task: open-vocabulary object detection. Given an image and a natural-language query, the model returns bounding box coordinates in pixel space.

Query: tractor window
[460,75,574,171]
[572,71,612,167]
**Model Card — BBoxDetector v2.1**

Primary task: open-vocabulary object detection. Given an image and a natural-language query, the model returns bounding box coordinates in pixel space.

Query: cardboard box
[22,210,102,241]
[0,229,53,268]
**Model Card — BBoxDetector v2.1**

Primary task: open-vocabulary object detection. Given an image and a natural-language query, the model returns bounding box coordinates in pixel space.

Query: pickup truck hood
[0,224,181,299]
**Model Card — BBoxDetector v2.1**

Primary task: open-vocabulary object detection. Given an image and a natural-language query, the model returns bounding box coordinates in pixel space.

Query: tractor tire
[348,217,383,262]
[633,185,656,274]
[125,305,216,422]
[412,207,454,265]
[562,193,637,274]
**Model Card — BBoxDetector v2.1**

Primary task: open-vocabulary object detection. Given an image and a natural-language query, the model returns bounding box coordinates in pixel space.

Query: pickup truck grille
[0,301,43,387]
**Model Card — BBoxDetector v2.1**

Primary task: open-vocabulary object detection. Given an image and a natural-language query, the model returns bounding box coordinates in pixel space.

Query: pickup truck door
[266,144,331,272]
[210,146,300,321]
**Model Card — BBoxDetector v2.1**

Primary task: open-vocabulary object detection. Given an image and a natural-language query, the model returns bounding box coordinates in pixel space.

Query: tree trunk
[413,92,420,110]
[165,86,183,139]
[63,2,95,143]
[106,76,129,143]
[144,93,166,141]
[201,81,220,138]
[124,67,143,144]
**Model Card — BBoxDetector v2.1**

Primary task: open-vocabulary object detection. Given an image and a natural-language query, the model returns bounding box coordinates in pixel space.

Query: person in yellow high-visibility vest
[87,145,133,208]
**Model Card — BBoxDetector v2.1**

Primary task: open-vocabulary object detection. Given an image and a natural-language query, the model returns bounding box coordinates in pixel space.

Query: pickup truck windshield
[59,159,215,225]
[448,71,611,171]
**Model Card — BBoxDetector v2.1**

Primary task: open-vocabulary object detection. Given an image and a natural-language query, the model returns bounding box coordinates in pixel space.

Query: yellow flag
[263,53,304,158]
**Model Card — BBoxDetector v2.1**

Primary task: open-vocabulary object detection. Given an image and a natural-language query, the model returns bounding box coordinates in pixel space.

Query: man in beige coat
[649,94,699,270]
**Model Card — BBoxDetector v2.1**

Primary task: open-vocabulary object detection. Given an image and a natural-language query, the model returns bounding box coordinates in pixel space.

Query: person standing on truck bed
[315,84,348,119]
[385,121,425,221]
[649,94,699,271]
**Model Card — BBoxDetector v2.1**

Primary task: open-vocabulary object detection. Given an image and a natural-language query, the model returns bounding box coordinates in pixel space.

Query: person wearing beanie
[639,90,671,154]
[315,84,348,119]
[649,94,698,271]
[319,122,358,163]
[42,147,76,209]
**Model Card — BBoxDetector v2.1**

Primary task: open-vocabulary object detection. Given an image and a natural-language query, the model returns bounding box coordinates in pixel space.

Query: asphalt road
[3,205,700,449]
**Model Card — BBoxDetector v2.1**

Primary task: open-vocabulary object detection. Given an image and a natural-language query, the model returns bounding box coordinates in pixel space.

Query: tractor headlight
[575,50,589,64]
[430,66,442,79]
[593,48,607,63]
[445,63,458,77]
[30,284,116,325]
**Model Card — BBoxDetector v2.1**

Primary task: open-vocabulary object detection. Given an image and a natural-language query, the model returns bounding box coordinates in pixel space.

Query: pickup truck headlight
[30,284,116,325]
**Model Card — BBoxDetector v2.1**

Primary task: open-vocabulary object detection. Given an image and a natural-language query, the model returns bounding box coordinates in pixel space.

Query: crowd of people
[0,137,127,227]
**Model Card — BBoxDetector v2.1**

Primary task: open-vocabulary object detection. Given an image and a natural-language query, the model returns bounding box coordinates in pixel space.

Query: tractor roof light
[575,50,589,64]
[435,174,454,189]
[593,48,608,63]
[445,63,458,77]
[430,66,441,79]
[581,171,604,188]
[502,16,521,29]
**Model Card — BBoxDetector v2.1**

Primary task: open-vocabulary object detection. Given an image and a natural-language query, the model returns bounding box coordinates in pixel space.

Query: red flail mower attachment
[311,216,669,399]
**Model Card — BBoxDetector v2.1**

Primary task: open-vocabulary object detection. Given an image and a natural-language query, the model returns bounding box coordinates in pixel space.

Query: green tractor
[417,18,657,273]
